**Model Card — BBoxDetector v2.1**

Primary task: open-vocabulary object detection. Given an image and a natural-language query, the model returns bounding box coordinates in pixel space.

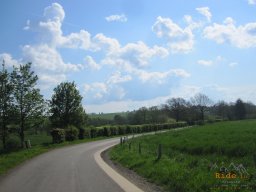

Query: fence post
[139,143,141,154]
[157,144,162,160]
[129,142,131,150]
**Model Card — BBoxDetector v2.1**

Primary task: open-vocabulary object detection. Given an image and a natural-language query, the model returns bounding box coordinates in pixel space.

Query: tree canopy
[50,82,87,128]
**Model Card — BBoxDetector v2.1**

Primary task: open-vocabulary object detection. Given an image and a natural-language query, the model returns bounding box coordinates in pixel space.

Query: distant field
[110,120,256,192]
[89,112,128,120]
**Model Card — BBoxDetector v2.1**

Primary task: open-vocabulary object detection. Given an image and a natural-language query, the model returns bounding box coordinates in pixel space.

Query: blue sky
[1,0,256,113]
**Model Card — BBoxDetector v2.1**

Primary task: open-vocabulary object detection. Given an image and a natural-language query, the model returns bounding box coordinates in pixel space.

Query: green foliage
[51,128,65,143]
[65,125,79,141]
[50,82,87,128]
[78,128,85,140]
[110,120,256,191]
[0,61,13,149]
[235,99,246,120]
[11,63,45,147]
[5,135,20,151]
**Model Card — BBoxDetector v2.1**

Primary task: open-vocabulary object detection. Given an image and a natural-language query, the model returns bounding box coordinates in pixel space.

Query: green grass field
[110,120,256,192]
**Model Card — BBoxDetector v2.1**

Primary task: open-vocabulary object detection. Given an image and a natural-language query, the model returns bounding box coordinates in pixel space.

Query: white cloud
[44,3,65,22]
[107,71,132,84]
[134,68,190,84]
[197,59,213,66]
[38,73,66,90]
[203,17,256,48]
[118,41,169,67]
[93,33,120,53]
[152,16,195,53]
[196,7,212,22]
[170,85,201,99]
[85,96,169,113]
[105,14,127,22]
[61,30,92,49]
[84,56,101,71]
[248,0,256,5]
[0,53,20,68]
[22,44,84,72]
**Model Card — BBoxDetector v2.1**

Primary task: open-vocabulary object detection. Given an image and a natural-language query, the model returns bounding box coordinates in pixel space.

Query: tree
[11,63,44,147]
[50,82,87,128]
[166,98,187,122]
[214,101,230,119]
[114,114,126,125]
[191,93,212,121]
[234,99,246,120]
[0,60,13,149]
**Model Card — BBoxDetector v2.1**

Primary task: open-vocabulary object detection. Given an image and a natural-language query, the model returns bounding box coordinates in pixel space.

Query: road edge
[94,143,144,192]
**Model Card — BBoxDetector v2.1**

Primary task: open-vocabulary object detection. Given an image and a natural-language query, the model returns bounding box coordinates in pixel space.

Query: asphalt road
[0,138,127,192]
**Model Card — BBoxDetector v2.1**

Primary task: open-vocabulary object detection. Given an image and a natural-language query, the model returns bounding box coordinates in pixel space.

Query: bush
[6,135,20,151]
[90,127,97,138]
[51,128,65,143]
[65,125,79,141]
[78,128,85,140]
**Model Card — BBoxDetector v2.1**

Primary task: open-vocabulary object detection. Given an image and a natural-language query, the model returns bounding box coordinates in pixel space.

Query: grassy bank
[110,120,256,192]
[0,136,106,175]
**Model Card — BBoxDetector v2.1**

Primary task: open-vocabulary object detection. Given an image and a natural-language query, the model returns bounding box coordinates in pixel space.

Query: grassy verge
[0,136,108,175]
[110,120,256,192]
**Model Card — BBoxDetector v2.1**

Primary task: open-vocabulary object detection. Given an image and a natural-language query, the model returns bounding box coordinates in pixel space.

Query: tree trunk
[20,116,25,148]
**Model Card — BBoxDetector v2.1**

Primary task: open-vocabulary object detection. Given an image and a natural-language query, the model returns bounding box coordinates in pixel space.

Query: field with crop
[110,120,256,192]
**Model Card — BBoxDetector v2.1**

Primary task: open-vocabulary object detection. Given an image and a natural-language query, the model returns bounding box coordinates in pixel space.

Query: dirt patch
[101,147,164,192]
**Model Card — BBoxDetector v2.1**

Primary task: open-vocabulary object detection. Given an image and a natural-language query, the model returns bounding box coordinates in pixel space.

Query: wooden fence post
[120,137,123,145]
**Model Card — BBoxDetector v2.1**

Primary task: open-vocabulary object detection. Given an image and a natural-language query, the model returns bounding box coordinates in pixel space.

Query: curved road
[0,138,141,192]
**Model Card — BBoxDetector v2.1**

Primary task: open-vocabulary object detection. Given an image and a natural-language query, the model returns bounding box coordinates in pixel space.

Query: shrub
[65,125,79,141]
[51,128,65,143]
[78,128,85,140]
[103,127,111,137]
[6,135,20,151]
[90,127,97,138]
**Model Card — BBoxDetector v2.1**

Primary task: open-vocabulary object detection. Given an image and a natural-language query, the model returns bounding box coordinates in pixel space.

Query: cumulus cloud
[196,7,212,22]
[105,14,127,22]
[0,53,20,68]
[22,44,84,72]
[118,41,169,67]
[203,17,256,48]
[152,16,195,53]
[135,68,190,84]
[93,33,120,53]
[84,56,101,71]
[107,71,132,84]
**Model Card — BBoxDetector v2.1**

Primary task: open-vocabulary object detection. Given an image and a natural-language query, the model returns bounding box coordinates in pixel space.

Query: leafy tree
[114,114,126,125]
[0,60,13,149]
[11,63,44,147]
[214,101,230,119]
[191,93,212,121]
[235,99,246,120]
[166,98,187,122]
[50,82,87,128]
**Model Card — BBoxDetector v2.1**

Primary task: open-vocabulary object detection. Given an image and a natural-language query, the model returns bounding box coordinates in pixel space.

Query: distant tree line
[88,94,256,126]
